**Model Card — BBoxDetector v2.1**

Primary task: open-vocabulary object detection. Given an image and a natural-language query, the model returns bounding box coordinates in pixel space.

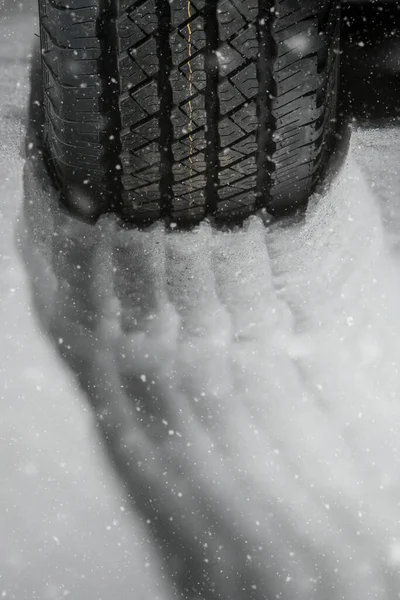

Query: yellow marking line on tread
[187,0,194,205]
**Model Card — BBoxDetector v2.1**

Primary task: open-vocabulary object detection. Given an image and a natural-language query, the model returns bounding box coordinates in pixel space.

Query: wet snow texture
[3,3,400,600]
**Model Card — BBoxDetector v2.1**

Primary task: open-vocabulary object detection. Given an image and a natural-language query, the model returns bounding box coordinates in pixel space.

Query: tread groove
[155,0,174,217]
[204,0,221,217]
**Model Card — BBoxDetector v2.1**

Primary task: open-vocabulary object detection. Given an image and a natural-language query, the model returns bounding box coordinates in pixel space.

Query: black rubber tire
[38,0,340,225]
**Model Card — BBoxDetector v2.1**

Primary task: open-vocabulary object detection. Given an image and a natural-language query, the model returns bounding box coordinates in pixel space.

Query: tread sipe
[39,0,340,224]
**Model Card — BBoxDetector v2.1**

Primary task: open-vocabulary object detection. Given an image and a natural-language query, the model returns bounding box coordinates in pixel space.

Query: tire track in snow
[22,120,400,598]
[209,216,394,597]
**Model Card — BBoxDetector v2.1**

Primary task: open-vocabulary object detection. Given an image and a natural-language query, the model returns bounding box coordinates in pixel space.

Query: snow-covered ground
[1,2,400,599]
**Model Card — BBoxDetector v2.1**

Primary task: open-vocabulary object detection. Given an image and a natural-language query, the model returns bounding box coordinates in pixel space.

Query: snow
[2,2,400,600]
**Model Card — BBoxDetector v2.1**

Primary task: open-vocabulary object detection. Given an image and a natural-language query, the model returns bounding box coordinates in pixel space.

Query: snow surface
[2,3,400,600]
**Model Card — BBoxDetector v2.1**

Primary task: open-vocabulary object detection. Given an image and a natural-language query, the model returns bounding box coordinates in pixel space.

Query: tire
[38,0,340,225]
